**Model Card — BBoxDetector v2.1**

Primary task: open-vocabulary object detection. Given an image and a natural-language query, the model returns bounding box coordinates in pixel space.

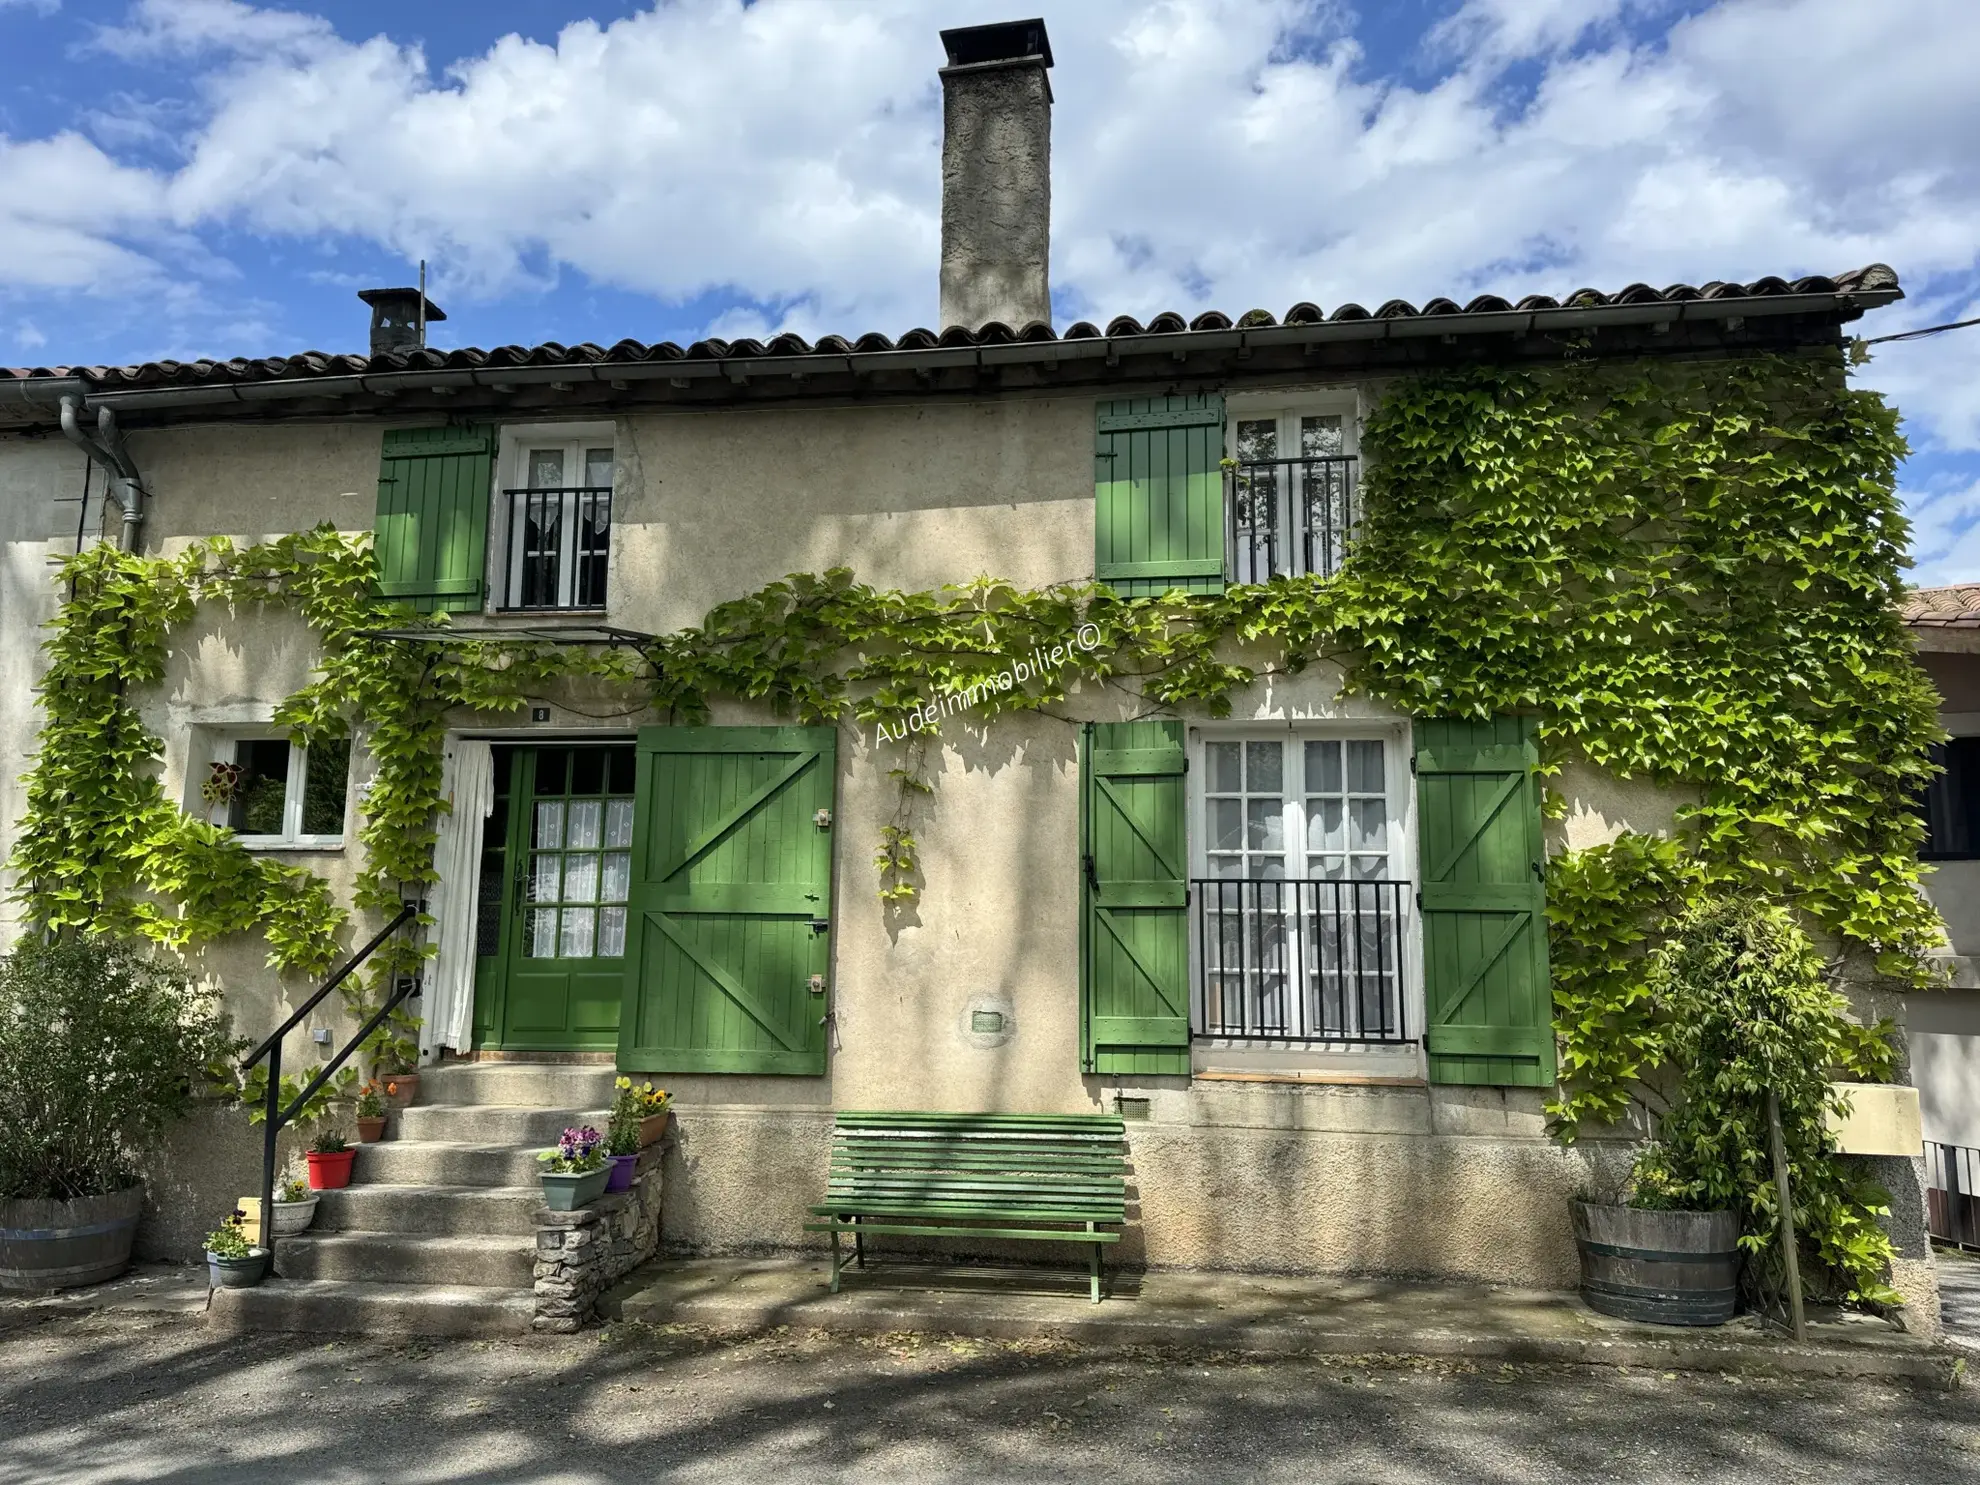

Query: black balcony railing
[1226,455,1360,582]
[502,486,612,610]
[1192,877,1410,1044]
[1927,1140,1980,1249]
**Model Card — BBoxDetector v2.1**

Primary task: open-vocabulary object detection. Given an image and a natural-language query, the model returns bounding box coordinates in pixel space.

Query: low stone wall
[532,1146,663,1332]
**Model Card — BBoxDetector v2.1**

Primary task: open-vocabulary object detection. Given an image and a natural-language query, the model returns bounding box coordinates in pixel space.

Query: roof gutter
[10,285,1900,420]
[58,395,145,551]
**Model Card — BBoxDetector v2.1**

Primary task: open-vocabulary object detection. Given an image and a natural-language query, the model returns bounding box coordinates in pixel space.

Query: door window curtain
[422,738,494,1059]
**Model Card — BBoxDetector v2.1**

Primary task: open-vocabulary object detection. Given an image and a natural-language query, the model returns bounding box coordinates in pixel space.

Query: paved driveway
[1943,1245,1980,1350]
[0,1311,1973,1484]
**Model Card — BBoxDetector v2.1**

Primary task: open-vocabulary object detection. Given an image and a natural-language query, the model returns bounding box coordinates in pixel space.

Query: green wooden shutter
[374,425,496,613]
[1094,395,1226,597]
[1414,717,1555,1087]
[1081,720,1191,1075]
[617,726,835,1075]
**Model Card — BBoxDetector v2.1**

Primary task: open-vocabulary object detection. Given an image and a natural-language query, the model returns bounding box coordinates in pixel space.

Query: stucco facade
[0,344,1941,1324]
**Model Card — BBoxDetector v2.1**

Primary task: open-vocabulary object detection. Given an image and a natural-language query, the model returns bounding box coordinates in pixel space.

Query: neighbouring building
[0,19,1947,1331]
[1905,584,1980,1246]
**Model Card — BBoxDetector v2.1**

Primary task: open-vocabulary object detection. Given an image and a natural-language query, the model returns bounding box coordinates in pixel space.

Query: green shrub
[0,935,232,1201]
[1627,895,1899,1305]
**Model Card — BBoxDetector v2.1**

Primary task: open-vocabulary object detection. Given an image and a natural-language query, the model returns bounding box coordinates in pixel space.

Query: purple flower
[557,1125,602,1161]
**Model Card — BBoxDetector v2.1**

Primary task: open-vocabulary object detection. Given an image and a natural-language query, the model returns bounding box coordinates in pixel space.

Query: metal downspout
[58,396,145,552]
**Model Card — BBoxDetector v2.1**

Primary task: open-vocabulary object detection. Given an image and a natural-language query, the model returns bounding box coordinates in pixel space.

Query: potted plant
[204,1212,268,1289]
[270,1175,319,1237]
[1569,894,1903,1326]
[621,1078,673,1148]
[604,1081,644,1192]
[536,1125,608,1211]
[306,1129,355,1190]
[0,936,233,1291]
[354,1081,388,1143]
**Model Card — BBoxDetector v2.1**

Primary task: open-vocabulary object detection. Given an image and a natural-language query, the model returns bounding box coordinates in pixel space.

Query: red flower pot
[306,1149,355,1190]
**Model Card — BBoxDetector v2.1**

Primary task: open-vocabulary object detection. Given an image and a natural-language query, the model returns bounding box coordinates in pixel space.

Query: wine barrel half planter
[0,1186,143,1291]
[1572,1201,1740,1326]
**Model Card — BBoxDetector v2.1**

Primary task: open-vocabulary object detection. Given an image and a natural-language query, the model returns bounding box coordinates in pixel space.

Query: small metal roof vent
[939,17,1052,69]
[358,287,446,356]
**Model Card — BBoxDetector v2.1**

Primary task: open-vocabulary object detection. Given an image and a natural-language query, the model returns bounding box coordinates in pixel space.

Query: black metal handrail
[240,899,422,1254]
[500,484,611,611]
[1225,455,1360,582]
[1927,1139,1979,1249]
[1192,877,1410,1044]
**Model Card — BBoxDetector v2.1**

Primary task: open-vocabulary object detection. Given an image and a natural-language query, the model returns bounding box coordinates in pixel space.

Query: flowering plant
[276,1176,311,1203]
[537,1125,605,1175]
[204,1212,255,1258]
[355,1081,385,1118]
[606,1077,669,1155]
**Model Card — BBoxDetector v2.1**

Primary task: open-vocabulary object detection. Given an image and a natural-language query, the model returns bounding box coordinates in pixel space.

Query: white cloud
[1904,472,1980,587]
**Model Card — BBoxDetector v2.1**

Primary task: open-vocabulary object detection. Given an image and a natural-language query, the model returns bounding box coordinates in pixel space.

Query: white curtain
[421,738,494,1060]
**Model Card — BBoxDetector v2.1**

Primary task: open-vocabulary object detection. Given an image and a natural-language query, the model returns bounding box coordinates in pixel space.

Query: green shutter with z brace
[1081,721,1192,1075]
[1414,716,1556,1087]
[373,424,496,613]
[1094,395,1227,596]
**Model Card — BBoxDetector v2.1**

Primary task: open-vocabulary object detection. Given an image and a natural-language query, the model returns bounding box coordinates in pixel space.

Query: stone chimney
[937,18,1053,332]
[357,287,446,356]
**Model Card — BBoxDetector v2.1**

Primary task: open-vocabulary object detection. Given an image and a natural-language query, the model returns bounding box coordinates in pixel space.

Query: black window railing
[1927,1140,1979,1249]
[1192,877,1410,1044]
[1226,455,1360,582]
[502,486,612,611]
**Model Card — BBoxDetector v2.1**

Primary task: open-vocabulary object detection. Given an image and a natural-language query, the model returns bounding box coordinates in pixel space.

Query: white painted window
[202,735,351,848]
[1226,402,1360,581]
[497,429,614,611]
[1193,729,1409,1044]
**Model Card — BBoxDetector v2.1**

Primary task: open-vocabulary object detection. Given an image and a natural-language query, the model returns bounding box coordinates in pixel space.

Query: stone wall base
[533,1145,664,1332]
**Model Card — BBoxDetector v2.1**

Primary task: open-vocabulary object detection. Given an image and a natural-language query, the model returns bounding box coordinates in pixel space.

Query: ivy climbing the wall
[9,350,1943,1304]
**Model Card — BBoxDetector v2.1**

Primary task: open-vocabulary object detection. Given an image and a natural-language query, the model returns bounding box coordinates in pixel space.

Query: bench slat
[805,1219,1122,1244]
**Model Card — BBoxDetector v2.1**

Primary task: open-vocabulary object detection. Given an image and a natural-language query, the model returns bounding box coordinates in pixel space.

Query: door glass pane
[526,907,559,957]
[1345,740,1384,794]
[1245,741,1282,794]
[559,907,596,959]
[1305,740,1342,794]
[533,801,565,850]
[571,748,605,796]
[1208,741,1242,793]
[597,905,627,959]
[604,799,634,848]
[528,854,561,902]
[563,853,600,903]
[585,447,614,487]
[1246,798,1283,850]
[600,851,631,903]
[1349,798,1387,852]
[1211,798,1243,852]
[300,738,351,836]
[567,799,602,850]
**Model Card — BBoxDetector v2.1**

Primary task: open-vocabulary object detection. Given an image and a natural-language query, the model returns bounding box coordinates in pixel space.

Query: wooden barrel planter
[1572,1201,1740,1326]
[0,1187,143,1291]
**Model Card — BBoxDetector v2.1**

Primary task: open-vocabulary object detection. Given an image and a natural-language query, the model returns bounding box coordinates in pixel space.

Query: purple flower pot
[605,1153,638,1193]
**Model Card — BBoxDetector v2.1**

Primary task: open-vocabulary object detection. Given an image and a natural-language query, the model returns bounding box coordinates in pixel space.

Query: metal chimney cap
[357,287,447,323]
[940,17,1052,69]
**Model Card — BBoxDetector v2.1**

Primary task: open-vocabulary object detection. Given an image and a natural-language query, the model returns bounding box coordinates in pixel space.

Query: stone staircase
[207,1062,618,1337]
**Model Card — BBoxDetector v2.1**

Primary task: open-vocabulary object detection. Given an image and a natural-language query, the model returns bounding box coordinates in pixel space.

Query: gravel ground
[0,1310,1973,1485]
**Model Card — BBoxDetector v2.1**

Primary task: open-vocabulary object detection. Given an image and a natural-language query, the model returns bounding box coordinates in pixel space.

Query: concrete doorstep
[601,1256,1967,1389]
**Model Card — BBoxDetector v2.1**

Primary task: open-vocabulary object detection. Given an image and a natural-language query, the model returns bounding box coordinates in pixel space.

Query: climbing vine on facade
[8,351,1943,1301]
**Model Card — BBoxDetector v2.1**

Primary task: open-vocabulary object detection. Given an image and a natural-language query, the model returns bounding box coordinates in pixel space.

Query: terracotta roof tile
[1902,584,1980,628]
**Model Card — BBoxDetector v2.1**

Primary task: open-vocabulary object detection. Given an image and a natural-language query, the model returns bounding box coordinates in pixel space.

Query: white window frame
[1186,719,1423,1074]
[490,422,617,614]
[1224,393,1362,582]
[193,730,351,850]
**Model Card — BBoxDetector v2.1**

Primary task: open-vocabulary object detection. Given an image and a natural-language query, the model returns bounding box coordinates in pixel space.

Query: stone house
[0,20,1943,1331]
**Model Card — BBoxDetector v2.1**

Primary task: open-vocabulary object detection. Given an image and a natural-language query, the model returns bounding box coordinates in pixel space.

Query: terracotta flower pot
[306,1149,355,1190]
[356,1115,387,1143]
[384,1071,419,1108]
[637,1112,673,1148]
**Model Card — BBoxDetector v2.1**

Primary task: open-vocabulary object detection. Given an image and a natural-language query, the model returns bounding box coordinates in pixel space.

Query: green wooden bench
[803,1111,1129,1303]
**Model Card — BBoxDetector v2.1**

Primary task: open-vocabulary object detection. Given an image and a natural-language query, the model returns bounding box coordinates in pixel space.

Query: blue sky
[3,0,1977,582]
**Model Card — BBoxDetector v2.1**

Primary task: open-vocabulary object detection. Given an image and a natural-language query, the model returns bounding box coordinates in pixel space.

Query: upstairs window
[1922,737,1980,860]
[500,435,614,611]
[203,734,351,848]
[1227,406,1360,581]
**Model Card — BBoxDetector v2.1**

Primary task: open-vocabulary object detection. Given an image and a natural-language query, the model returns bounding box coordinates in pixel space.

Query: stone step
[419,1062,621,1109]
[311,1183,542,1237]
[395,1104,609,1146]
[208,1279,534,1339]
[273,1232,534,1287]
[356,1140,549,1188]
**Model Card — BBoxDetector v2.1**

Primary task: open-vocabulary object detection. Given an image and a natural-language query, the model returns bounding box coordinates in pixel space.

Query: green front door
[474,743,636,1052]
